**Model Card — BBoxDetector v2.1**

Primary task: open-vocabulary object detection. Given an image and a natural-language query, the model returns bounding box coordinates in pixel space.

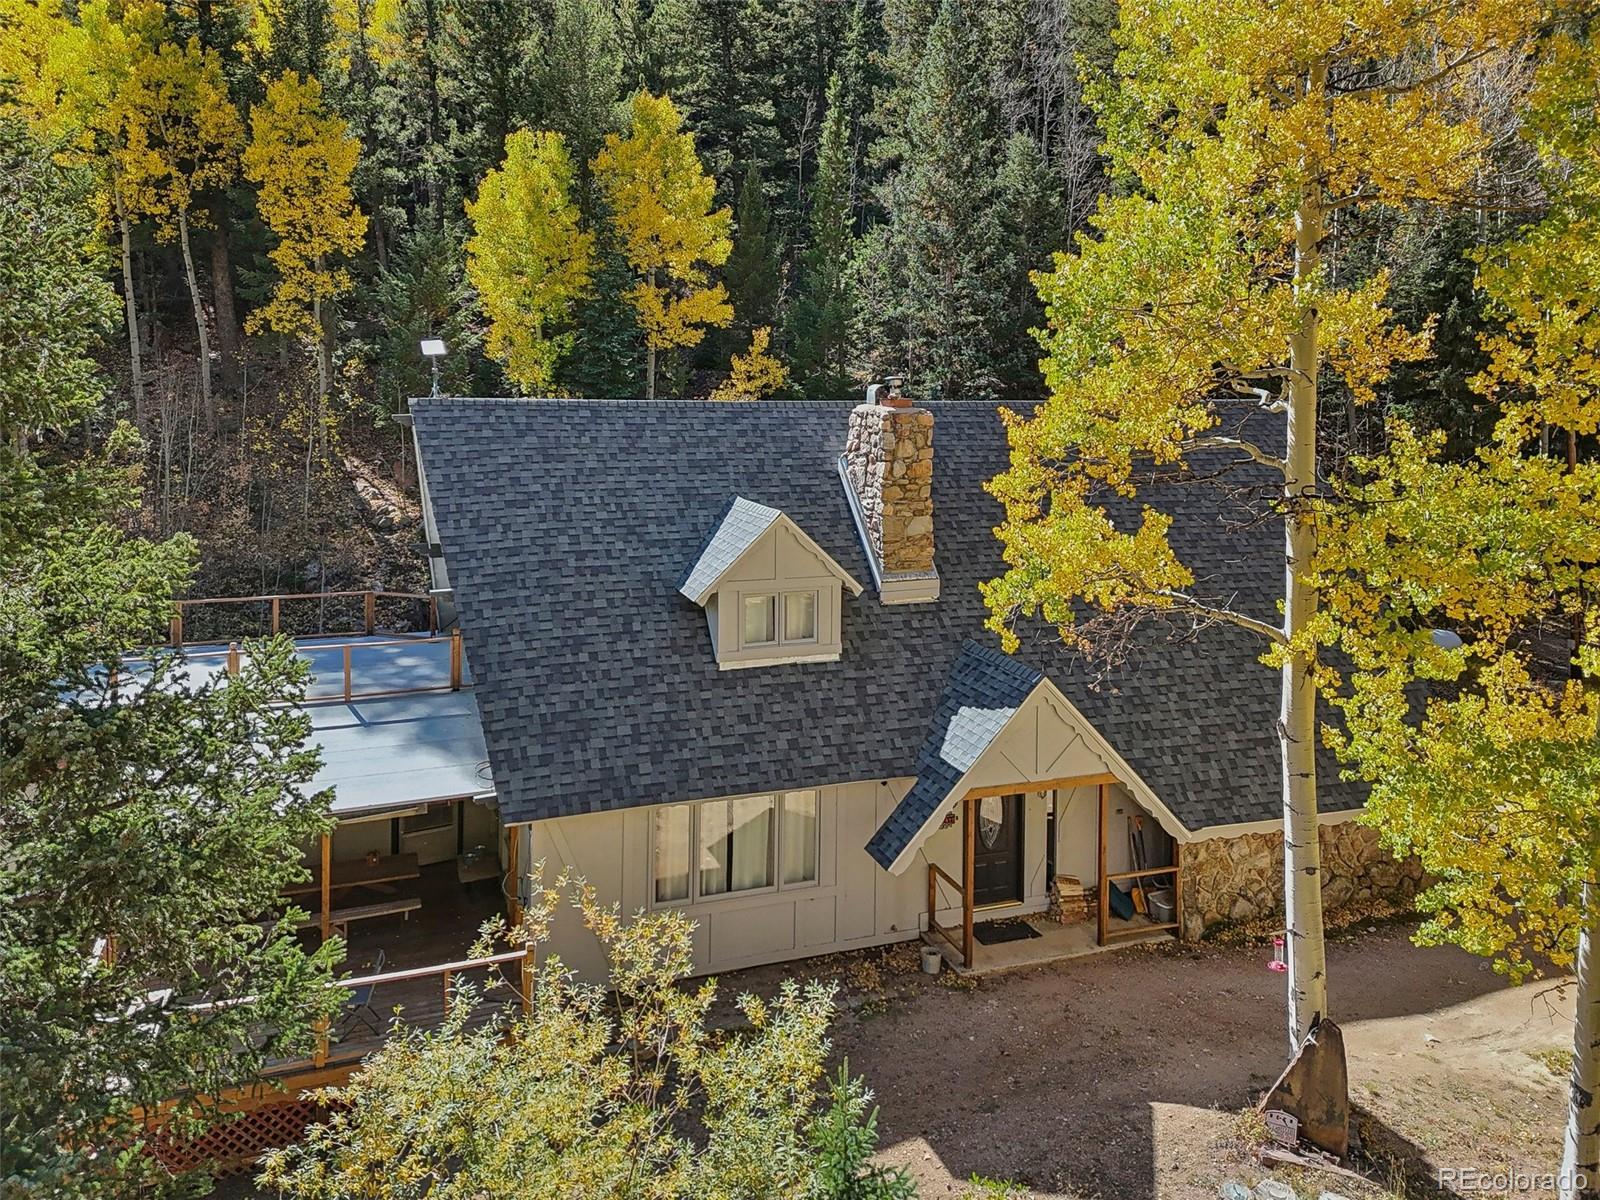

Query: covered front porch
[922,777,1182,974]
[867,642,1188,975]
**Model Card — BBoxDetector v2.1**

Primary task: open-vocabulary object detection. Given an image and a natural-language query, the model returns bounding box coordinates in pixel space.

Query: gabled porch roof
[866,640,1189,874]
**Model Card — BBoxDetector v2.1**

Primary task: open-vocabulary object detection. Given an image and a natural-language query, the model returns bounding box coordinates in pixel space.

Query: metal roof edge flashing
[837,455,940,604]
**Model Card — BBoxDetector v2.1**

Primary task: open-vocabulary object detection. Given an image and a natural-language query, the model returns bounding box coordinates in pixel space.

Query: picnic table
[283,852,420,898]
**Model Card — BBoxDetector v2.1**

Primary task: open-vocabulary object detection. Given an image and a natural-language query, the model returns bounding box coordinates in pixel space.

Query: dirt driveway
[725,922,1574,1199]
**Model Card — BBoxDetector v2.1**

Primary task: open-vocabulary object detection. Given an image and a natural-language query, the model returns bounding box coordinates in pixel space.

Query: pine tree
[647,0,779,200]
[992,130,1062,395]
[0,118,341,1197]
[463,130,594,394]
[539,0,622,214]
[593,91,733,399]
[443,0,542,183]
[788,75,855,398]
[724,162,781,338]
[858,0,1011,399]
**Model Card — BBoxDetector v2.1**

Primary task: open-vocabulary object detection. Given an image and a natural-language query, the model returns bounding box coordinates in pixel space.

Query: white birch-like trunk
[1562,880,1600,1199]
[1282,62,1330,1052]
[177,208,213,428]
[118,204,146,421]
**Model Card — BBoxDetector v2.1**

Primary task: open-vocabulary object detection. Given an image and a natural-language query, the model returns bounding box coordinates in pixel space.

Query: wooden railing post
[429,595,439,635]
[319,833,332,943]
[363,590,376,635]
[1097,782,1109,947]
[312,1016,329,1068]
[449,627,463,690]
[270,596,281,635]
[927,862,937,935]
[169,610,183,647]
[226,642,240,677]
[962,796,975,969]
[342,643,353,701]
[520,946,534,1015]
[442,970,453,1009]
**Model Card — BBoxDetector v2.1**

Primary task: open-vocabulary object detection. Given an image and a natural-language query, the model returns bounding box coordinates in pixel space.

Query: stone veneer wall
[843,403,935,573]
[1180,821,1423,940]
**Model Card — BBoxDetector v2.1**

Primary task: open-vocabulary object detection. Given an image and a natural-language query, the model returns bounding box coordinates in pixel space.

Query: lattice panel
[151,1098,335,1177]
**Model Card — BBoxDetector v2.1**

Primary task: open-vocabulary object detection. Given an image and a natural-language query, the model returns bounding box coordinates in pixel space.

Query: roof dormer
[679,496,862,669]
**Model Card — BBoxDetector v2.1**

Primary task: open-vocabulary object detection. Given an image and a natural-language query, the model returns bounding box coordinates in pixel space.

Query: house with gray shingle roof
[407,387,1397,978]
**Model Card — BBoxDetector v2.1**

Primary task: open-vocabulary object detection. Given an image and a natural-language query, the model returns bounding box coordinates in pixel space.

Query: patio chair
[338,948,386,1038]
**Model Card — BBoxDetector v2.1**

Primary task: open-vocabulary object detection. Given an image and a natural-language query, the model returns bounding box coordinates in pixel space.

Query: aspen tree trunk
[177,209,214,428]
[646,268,657,400]
[313,254,332,402]
[1281,60,1330,1052]
[118,203,146,421]
[1562,878,1600,1200]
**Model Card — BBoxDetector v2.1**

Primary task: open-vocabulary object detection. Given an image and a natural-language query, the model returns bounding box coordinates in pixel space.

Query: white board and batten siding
[522,673,1174,980]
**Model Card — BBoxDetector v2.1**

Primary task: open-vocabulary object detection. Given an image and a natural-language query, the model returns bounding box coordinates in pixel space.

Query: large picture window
[652,790,820,905]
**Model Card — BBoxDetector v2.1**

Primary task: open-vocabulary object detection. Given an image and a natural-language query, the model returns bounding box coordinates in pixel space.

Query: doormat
[973,921,1041,946]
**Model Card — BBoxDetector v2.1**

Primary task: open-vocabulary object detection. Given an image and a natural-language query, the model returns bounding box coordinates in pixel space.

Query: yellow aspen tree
[1315,31,1600,1195]
[710,327,787,402]
[980,0,1540,1054]
[0,0,91,145]
[119,36,242,425]
[593,91,732,400]
[21,0,162,418]
[242,70,366,403]
[463,130,595,395]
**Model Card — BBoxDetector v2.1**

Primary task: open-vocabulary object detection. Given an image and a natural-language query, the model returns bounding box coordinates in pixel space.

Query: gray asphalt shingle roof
[410,398,1362,834]
[866,640,1044,869]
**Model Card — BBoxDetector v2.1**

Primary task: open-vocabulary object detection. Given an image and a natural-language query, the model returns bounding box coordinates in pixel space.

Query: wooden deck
[270,862,520,1075]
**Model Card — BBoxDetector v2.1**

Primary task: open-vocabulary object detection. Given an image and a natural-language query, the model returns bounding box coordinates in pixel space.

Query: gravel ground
[718,922,1572,1199]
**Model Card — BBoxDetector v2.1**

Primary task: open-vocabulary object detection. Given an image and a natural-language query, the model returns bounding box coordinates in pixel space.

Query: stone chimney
[843,379,938,601]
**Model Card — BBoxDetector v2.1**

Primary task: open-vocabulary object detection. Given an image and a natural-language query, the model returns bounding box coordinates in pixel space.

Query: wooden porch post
[449,627,463,690]
[1173,841,1184,940]
[1096,782,1109,947]
[319,832,332,942]
[505,824,523,926]
[169,609,183,647]
[962,795,975,968]
[363,590,376,635]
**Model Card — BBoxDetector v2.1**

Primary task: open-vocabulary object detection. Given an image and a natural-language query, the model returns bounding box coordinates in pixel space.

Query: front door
[971,794,1024,906]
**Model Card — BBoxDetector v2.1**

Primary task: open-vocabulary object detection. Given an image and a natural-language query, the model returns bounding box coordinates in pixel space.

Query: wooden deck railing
[1097,863,1182,945]
[169,589,440,647]
[180,628,464,700]
[926,862,970,967]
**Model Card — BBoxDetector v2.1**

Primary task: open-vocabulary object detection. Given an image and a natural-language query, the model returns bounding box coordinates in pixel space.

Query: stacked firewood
[1051,875,1092,924]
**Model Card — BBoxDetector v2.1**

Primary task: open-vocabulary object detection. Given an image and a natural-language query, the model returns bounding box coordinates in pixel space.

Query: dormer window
[678,497,862,670]
[742,590,818,648]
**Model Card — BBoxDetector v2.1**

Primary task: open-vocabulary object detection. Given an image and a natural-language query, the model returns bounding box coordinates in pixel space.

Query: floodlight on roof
[420,338,448,397]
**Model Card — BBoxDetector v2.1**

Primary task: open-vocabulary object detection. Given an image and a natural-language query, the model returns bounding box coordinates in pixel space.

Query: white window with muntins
[652,790,820,905]
[739,589,819,650]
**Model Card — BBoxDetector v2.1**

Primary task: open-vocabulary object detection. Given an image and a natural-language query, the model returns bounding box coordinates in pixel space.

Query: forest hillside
[1,0,1536,604]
